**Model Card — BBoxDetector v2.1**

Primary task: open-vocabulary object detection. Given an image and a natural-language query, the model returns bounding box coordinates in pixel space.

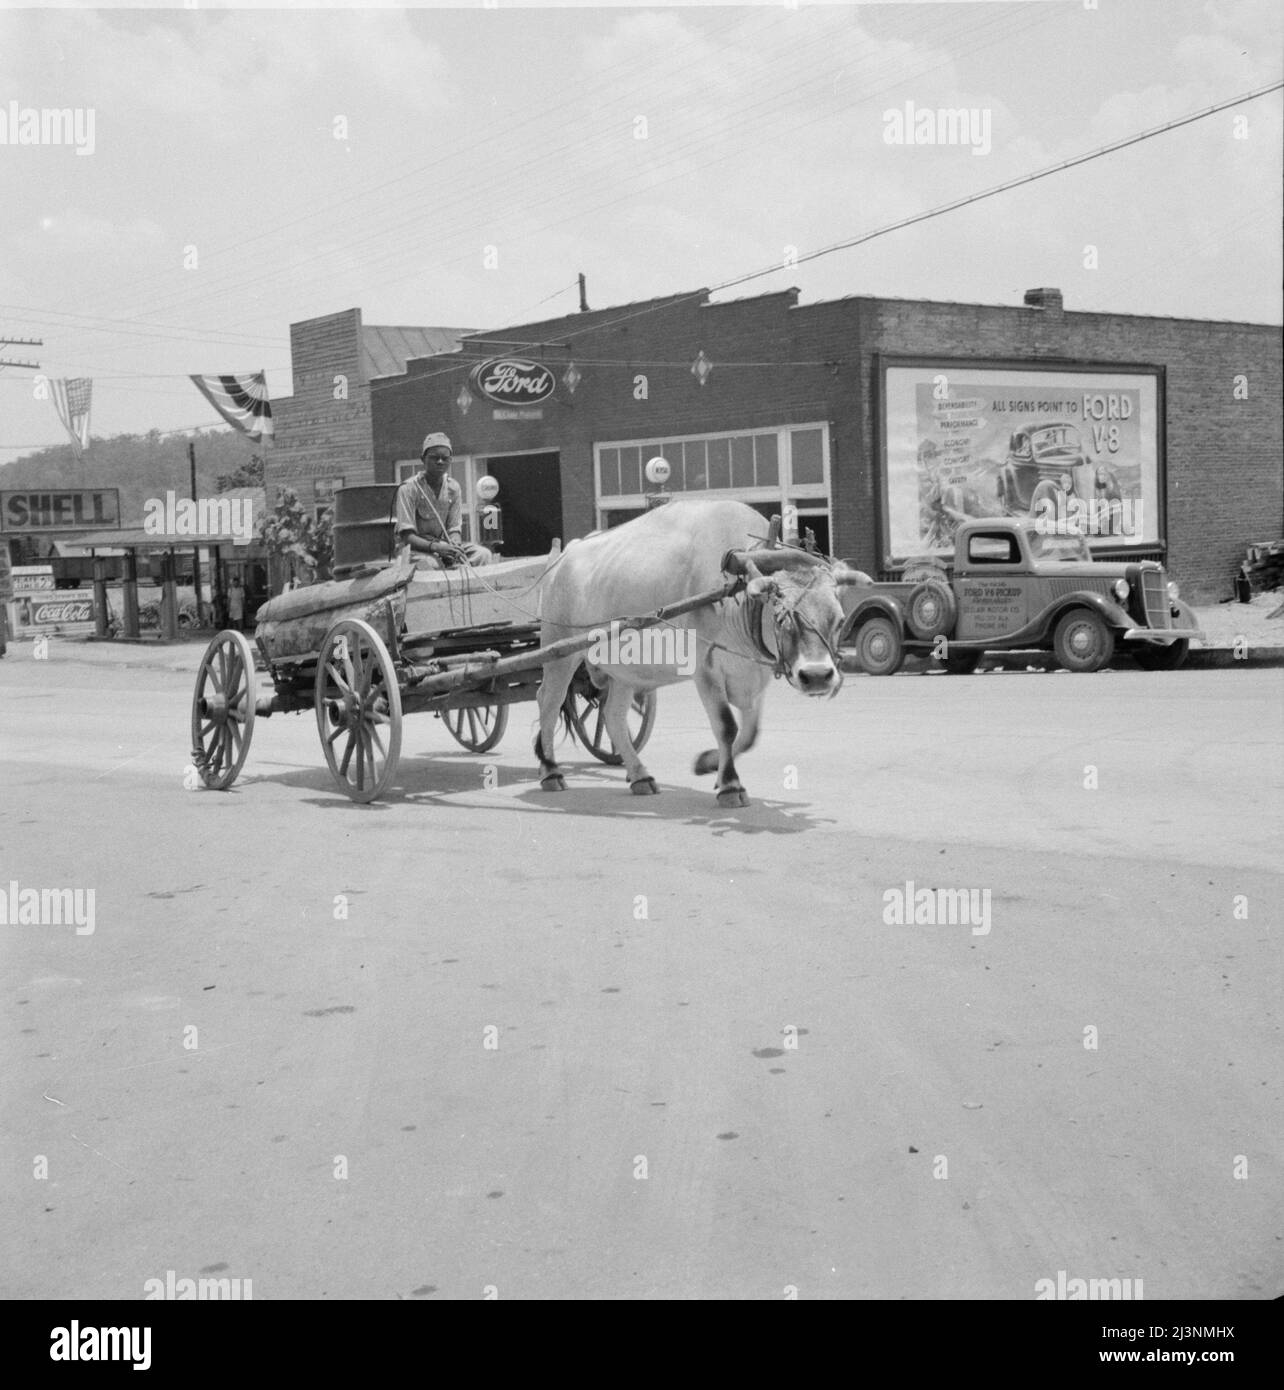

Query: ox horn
[831,562,874,587]
[723,549,781,598]
[735,547,828,576]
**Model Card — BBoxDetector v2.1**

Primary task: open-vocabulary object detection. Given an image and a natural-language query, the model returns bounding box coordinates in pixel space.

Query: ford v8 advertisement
[881,363,1161,563]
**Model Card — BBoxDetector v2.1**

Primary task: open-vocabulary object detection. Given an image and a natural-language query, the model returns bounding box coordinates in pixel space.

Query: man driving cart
[395,432,493,568]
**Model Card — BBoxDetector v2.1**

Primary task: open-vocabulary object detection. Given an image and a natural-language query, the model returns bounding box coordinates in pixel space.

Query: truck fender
[1042,590,1132,639]
[839,594,904,645]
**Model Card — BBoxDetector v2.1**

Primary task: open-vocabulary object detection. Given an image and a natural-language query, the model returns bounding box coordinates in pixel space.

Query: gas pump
[476,475,503,554]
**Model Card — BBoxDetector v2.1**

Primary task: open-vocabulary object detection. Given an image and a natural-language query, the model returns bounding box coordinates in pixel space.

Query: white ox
[534,499,868,806]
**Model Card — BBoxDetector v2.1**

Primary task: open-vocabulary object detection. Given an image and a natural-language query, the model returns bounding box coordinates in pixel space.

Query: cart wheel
[190,630,257,790]
[564,676,656,765]
[315,618,402,803]
[442,701,509,753]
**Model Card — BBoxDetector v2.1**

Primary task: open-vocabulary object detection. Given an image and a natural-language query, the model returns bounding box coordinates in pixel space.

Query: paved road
[2,651,1280,1299]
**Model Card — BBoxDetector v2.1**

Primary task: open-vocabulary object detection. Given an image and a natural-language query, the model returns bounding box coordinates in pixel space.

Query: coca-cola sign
[31,597,93,624]
[469,357,556,406]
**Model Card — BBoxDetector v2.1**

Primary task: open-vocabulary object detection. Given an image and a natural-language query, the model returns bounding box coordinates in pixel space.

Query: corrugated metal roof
[362,326,474,381]
[58,487,268,550]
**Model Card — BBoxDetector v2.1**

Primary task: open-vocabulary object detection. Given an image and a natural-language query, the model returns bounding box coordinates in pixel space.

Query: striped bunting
[190,371,274,443]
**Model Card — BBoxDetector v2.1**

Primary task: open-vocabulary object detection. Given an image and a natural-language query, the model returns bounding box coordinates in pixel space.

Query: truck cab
[840,517,1201,675]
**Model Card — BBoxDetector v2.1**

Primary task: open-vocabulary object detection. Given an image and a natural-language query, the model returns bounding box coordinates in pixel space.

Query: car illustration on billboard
[996,421,1125,530]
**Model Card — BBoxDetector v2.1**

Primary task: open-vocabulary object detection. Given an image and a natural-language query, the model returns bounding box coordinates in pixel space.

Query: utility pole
[0,335,42,371]
[188,440,203,623]
[578,273,589,313]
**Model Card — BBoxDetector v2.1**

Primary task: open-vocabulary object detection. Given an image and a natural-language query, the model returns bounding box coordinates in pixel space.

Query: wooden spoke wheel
[315,618,403,803]
[442,701,509,753]
[564,672,657,766]
[190,629,257,790]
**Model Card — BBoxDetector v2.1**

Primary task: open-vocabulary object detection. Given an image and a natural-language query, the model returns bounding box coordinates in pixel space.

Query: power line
[515,78,1284,351]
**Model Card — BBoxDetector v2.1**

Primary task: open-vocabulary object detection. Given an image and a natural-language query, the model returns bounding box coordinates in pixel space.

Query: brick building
[269,308,471,513]
[278,289,1281,602]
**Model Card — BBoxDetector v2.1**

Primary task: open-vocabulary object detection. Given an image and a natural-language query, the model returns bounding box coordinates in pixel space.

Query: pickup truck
[839,517,1202,674]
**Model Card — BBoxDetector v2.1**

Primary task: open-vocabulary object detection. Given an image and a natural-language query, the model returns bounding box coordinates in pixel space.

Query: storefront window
[619,447,642,497]
[790,428,824,486]
[683,440,707,491]
[708,437,731,490]
[594,423,830,539]
[599,447,620,497]
[754,433,779,487]
[731,436,755,489]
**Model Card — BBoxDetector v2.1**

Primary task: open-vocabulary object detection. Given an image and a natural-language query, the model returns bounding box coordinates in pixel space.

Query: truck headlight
[1113,579,1130,602]
[1166,581,1180,602]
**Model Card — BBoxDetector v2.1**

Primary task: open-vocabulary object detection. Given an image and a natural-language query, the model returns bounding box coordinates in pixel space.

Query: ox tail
[533,703,576,765]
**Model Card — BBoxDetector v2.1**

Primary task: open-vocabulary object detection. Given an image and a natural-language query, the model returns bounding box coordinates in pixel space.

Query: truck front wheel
[854,615,905,676]
[1053,609,1115,673]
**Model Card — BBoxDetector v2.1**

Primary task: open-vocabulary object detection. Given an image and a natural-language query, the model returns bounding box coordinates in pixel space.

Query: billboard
[881,362,1161,563]
[0,489,121,533]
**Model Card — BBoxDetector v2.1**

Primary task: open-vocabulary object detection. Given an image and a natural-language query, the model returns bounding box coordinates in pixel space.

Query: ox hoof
[693,750,718,776]
[630,776,660,796]
[716,787,750,808]
[540,773,567,792]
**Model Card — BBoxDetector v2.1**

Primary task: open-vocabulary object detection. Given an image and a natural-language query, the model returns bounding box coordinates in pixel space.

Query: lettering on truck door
[955,531,1028,641]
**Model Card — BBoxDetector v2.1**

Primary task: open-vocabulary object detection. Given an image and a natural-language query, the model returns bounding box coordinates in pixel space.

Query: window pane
[731,436,755,489]
[755,433,778,487]
[619,447,642,496]
[600,448,620,497]
[791,428,824,486]
[684,439,707,491]
[707,437,731,490]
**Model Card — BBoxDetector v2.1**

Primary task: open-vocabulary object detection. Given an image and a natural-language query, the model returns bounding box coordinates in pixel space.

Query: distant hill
[0,429,262,526]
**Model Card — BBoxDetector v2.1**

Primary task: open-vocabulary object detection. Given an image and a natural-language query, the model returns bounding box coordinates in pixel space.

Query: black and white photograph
[1,0,1281,1345]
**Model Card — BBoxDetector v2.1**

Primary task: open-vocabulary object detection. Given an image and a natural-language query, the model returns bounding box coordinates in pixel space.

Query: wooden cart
[187,546,739,803]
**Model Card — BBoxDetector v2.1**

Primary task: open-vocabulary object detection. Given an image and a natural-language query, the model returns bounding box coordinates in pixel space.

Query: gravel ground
[1193,592,1284,648]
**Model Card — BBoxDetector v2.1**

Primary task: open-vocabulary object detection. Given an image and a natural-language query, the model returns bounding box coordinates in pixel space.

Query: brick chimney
[1023,287,1064,313]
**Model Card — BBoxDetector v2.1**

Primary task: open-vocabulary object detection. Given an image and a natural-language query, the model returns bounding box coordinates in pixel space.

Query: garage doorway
[478,451,562,556]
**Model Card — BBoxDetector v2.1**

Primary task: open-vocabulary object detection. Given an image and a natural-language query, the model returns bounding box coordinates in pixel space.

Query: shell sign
[468,357,556,406]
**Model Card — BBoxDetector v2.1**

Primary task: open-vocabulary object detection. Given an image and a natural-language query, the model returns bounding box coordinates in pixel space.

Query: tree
[259,488,331,585]
[216,452,265,493]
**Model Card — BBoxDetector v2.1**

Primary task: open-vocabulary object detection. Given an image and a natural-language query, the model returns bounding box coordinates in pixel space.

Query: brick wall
[270,308,374,501]
[856,297,1283,602]
[369,289,1281,603]
[373,290,864,546]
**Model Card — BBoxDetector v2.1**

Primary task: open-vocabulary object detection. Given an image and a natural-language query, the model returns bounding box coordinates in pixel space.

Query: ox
[534,499,868,806]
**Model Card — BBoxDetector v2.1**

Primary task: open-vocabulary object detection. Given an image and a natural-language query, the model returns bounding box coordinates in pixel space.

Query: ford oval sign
[469,357,556,406]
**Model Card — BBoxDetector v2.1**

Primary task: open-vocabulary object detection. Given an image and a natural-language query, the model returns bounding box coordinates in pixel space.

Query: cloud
[0,9,451,141]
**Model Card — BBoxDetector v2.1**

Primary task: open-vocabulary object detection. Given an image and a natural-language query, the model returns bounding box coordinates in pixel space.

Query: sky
[0,0,1280,463]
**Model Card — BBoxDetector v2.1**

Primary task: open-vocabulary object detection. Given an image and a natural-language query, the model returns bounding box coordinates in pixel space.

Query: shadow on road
[234,747,834,834]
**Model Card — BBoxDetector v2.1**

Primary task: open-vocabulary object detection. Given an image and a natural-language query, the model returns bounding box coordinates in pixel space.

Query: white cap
[421,432,452,456]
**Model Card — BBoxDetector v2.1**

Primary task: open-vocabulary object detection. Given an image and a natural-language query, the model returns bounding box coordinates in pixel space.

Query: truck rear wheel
[1053,608,1115,673]
[853,615,905,676]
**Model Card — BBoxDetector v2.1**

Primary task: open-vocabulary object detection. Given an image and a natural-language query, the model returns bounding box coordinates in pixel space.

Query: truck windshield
[1029,532,1092,562]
